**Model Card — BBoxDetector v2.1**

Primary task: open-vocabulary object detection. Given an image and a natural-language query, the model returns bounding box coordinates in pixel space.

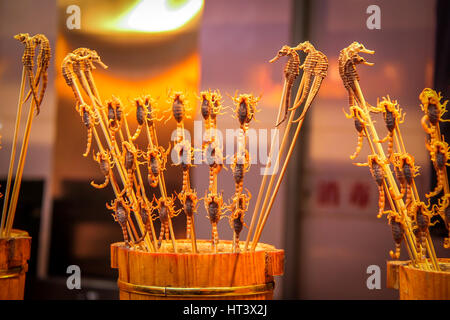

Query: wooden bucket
[111,240,284,300]
[387,259,450,300]
[0,229,31,300]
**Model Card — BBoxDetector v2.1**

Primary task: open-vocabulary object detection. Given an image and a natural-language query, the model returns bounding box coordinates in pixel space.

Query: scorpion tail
[426,169,443,198]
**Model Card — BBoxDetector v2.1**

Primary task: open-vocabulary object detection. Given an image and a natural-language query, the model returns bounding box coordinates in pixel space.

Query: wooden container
[111,240,284,300]
[0,229,31,300]
[387,259,450,300]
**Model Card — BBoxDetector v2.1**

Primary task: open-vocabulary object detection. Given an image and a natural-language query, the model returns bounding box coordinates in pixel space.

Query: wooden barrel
[387,259,450,300]
[111,240,284,300]
[0,229,31,300]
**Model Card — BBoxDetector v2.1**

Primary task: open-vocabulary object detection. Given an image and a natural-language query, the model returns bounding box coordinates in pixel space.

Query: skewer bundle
[340,42,448,271]
[0,33,51,238]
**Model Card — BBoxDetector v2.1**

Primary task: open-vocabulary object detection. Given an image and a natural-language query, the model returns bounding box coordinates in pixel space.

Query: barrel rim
[117,278,275,297]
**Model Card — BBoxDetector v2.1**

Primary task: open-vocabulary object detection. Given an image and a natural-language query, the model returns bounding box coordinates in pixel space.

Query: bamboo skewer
[4,94,36,236]
[244,80,287,251]
[0,68,26,237]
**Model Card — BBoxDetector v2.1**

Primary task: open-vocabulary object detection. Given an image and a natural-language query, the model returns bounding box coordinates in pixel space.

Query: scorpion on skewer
[204,191,225,249]
[371,97,405,157]
[178,190,199,239]
[131,97,146,141]
[290,41,329,123]
[419,88,450,143]
[78,103,99,157]
[152,195,181,248]
[106,196,132,246]
[231,93,260,148]
[167,91,191,143]
[269,45,300,126]
[204,141,225,192]
[355,155,388,218]
[231,150,251,195]
[425,140,450,198]
[106,97,124,146]
[121,141,141,196]
[409,201,436,259]
[382,210,405,259]
[227,190,251,252]
[343,105,369,159]
[390,153,419,206]
[91,150,114,189]
[146,144,170,188]
[173,139,194,193]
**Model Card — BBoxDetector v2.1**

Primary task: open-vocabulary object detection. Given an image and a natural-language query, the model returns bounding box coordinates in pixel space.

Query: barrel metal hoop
[0,265,25,280]
[117,279,274,297]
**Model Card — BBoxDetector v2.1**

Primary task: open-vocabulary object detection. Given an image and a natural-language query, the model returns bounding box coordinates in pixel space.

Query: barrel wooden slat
[0,230,31,300]
[387,259,450,300]
[111,240,284,300]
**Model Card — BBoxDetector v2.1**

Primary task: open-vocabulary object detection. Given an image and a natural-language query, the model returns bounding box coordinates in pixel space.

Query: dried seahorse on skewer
[167,91,191,143]
[106,197,132,246]
[23,34,51,112]
[269,45,300,126]
[343,105,368,159]
[370,97,405,157]
[355,155,388,218]
[434,194,450,248]
[62,53,84,106]
[73,47,107,102]
[146,144,170,188]
[419,88,450,143]
[228,190,251,252]
[391,153,419,206]
[91,150,114,189]
[231,150,251,195]
[290,41,329,123]
[382,210,405,259]
[426,140,450,198]
[178,190,198,239]
[152,195,180,248]
[338,42,374,107]
[409,201,436,259]
[14,33,39,108]
[204,191,224,248]
[78,103,98,157]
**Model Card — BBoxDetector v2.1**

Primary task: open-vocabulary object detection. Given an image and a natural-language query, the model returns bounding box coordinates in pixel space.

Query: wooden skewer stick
[0,68,26,237]
[251,96,310,250]
[250,76,305,250]
[4,85,37,236]
[244,80,289,251]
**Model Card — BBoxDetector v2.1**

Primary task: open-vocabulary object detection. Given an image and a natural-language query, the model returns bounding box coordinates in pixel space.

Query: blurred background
[0,0,448,299]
